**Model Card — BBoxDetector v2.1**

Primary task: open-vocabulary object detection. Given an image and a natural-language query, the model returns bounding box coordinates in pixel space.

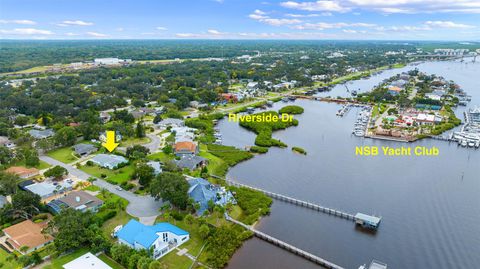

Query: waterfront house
[174,155,208,170]
[415,113,442,125]
[5,166,40,179]
[174,141,198,156]
[114,219,189,260]
[73,143,97,156]
[48,191,103,214]
[187,177,236,215]
[90,154,128,169]
[387,86,402,96]
[2,219,54,254]
[63,252,112,269]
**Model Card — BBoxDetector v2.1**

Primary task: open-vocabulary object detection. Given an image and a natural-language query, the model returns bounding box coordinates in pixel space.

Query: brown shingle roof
[2,220,53,251]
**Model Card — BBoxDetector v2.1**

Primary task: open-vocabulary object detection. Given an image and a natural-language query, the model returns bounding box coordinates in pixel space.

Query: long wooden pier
[225,213,345,269]
[225,179,356,221]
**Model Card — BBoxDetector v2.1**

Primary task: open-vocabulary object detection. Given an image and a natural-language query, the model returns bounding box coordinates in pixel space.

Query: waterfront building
[114,219,189,260]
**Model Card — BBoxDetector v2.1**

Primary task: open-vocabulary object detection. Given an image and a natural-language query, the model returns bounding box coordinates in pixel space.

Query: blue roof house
[114,219,189,260]
[187,178,236,215]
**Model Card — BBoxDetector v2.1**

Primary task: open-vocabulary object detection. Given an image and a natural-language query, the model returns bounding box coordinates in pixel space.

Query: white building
[115,220,189,260]
[94,58,121,65]
[63,252,112,269]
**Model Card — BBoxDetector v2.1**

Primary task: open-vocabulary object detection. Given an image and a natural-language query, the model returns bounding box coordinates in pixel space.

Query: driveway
[39,155,163,218]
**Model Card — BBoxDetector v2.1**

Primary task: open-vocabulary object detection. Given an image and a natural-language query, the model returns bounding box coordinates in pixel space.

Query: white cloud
[0,28,53,35]
[292,22,376,30]
[249,10,302,26]
[86,31,108,37]
[280,1,351,12]
[425,21,475,29]
[156,26,168,30]
[65,32,79,36]
[116,27,124,32]
[285,13,320,17]
[0,19,36,25]
[58,20,94,26]
[207,29,223,35]
[176,33,199,38]
[279,0,480,14]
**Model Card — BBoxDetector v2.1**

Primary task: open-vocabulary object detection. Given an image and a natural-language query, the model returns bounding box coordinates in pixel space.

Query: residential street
[39,155,163,218]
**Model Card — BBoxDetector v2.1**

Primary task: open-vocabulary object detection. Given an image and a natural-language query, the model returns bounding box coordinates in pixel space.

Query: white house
[63,252,112,269]
[114,220,189,260]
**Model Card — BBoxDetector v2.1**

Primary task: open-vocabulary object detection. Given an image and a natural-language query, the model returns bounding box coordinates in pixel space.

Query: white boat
[461,140,468,147]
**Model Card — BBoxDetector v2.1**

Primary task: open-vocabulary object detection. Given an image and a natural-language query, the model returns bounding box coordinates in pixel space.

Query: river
[218,59,480,269]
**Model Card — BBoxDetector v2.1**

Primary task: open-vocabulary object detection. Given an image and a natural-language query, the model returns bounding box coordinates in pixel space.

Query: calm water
[220,59,480,269]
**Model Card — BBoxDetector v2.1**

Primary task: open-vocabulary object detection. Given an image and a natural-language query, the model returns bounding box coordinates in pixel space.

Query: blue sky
[0,0,479,40]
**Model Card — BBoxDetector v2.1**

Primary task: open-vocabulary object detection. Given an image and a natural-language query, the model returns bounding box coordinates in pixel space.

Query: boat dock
[225,179,381,229]
[225,213,345,269]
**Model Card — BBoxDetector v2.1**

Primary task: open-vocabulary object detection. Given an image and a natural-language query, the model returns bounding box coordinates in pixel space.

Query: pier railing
[224,213,345,269]
[225,179,356,221]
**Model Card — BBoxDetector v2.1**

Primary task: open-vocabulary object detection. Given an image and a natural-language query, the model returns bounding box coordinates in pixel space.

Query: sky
[0,0,479,40]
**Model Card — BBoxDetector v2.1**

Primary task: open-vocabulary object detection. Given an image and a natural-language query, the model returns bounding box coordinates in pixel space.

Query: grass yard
[96,191,134,238]
[198,144,228,177]
[147,151,174,162]
[0,249,21,269]
[98,253,125,269]
[120,137,151,147]
[79,164,135,185]
[154,215,209,269]
[10,159,51,170]
[47,147,78,164]
[43,248,89,269]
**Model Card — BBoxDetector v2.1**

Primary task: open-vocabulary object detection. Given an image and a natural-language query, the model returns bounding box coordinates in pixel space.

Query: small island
[292,146,307,155]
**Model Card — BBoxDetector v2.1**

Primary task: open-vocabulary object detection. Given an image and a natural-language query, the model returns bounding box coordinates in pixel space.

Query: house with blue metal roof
[187,177,236,215]
[113,219,189,260]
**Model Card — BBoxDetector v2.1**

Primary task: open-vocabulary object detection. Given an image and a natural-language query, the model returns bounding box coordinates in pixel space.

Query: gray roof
[174,155,207,170]
[0,195,7,208]
[29,129,55,139]
[25,181,73,198]
[58,191,103,210]
[91,154,128,169]
[73,143,97,155]
[158,118,184,126]
[147,161,162,175]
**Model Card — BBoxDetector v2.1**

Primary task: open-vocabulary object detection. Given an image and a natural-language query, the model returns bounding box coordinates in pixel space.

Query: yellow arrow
[102,131,119,152]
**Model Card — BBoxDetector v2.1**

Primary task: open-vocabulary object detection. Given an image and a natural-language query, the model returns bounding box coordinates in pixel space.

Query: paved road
[144,132,161,153]
[39,155,163,218]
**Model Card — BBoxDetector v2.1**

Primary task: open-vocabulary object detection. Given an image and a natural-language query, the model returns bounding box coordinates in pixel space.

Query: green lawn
[154,215,207,269]
[120,137,150,147]
[199,145,228,177]
[43,248,89,269]
[47,147,78,164]
[147,152,174,162]
[10,160,51,170]
[98,253,125,269]
[0,249,21,269]
[96,191,134,238]
[79,164,135,185]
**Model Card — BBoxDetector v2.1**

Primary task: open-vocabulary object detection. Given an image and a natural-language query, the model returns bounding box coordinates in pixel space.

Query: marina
[352,105,372,137]
[224,58,480,269]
